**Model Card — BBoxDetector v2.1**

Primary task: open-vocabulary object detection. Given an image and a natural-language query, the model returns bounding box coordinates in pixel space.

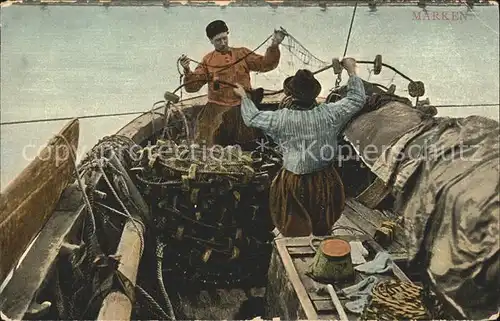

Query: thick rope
[343,1,358,58]
[335,1,358,89]
[95,202,144,225]
[55,133,96,235]
[155,240,176,320]
[96,159,145,257]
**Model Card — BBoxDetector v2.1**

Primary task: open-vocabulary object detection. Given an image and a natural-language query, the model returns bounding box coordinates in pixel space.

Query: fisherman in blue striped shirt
[233,58,366,237]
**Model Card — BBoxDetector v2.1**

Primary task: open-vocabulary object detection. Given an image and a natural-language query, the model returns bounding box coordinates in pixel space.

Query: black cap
[206,20,229,40]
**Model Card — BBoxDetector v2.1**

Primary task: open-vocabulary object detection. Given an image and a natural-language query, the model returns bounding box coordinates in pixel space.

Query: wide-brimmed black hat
[283,69,321,103]
[206,20,229,40]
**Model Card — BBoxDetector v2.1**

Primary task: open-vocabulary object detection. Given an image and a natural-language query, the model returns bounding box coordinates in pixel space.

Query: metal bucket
[308,237,355,283]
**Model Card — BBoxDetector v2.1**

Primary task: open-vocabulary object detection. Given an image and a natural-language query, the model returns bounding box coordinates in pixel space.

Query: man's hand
[341,57,357,76]
[233,83,248,98]
[179,54,190,71]
[272,29,286,46]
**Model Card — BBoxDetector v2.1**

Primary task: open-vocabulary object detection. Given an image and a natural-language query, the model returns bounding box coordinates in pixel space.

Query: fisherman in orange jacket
[179,20,285,147]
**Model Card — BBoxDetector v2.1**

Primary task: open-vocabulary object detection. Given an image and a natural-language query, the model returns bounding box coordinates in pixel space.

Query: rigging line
[176,33,273,95]
[427,103,499,108]
[343,1,359,58]
[459,0,499,36]
[334,1,358,89]
[2,103,498,126]
[0,111,148,126]
[180,34,273,72]
[0,108,177,126]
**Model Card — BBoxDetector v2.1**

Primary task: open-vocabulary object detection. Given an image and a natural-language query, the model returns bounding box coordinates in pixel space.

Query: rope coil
[363,280,430,320]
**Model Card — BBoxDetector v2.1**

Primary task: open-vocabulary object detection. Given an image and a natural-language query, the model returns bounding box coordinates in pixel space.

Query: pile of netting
[49,135,175,320]
[132,139,281,287]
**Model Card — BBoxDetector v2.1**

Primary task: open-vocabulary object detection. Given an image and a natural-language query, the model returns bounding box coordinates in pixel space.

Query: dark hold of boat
[0,57,498,321]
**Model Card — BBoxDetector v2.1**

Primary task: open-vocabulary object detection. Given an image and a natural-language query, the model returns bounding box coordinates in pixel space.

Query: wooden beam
[97,220,144,321]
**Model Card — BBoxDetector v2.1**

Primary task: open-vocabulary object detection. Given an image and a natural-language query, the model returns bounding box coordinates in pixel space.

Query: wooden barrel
[308,238,354,283]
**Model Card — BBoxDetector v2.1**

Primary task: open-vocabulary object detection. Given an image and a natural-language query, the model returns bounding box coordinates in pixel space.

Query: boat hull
[0,119,80,284]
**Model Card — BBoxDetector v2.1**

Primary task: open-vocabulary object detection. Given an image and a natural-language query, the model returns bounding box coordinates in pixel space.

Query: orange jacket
[183,45,280,107]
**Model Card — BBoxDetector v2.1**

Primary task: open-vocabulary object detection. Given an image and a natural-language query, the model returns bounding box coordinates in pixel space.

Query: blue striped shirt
[241,75,366,174]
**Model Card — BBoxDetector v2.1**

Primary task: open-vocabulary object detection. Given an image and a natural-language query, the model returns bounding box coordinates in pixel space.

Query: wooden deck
[334,198,408,261]
[264,197,412,320]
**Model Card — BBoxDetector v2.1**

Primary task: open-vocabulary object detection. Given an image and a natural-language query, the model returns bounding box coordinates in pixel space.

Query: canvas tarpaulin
[345,105,499,318]
[342,101,428,168]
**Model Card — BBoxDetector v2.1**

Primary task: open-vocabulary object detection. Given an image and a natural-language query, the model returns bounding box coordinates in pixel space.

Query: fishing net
[252,31,331,93]
[132,139,281,287]
[282,32,330,70]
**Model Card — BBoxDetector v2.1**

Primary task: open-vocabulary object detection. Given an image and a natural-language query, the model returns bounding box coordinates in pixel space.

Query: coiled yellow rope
[363,280,429,320]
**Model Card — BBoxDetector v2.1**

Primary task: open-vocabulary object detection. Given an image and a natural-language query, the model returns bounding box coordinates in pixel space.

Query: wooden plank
[274,237,318,320]
[336,203,407,263]
[343,201,379,235]
[0,184,85,320]
[331,206,364,236]
[380,208,400,220]
[355,177,391,209]
[287,246,315,256]
[345,199,408,251]
[0,119,80,284]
